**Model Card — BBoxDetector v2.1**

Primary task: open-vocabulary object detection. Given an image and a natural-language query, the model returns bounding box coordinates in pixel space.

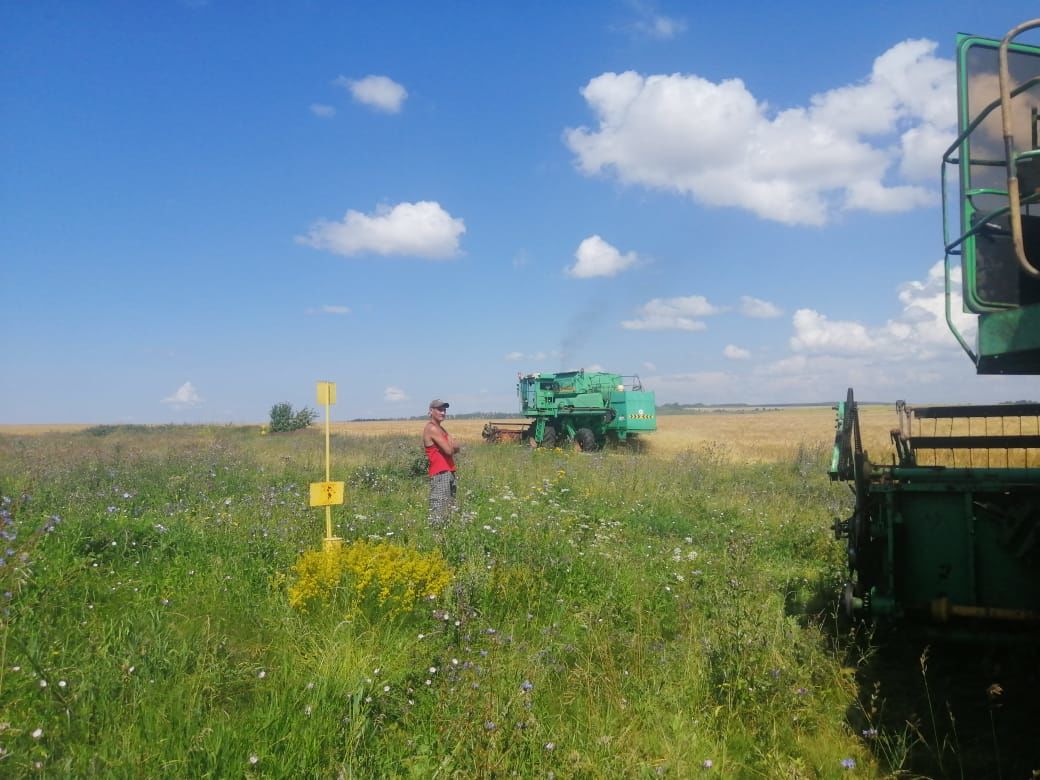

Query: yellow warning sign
[316,381,337,406]
[309,481,345,507]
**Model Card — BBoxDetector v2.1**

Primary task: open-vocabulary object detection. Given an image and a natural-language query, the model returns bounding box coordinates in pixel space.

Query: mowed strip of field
[0,406,899,462]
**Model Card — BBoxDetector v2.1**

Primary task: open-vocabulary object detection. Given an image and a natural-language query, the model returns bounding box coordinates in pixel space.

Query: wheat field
[322,406,899,462]
[0,406,900,463]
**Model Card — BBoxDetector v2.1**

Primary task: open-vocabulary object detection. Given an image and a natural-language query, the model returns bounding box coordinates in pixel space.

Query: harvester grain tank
[829,20,1040,631]
[482,369,656,450]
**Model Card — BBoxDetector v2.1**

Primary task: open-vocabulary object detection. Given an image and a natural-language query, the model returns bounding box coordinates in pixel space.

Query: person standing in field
[423,399,459,529]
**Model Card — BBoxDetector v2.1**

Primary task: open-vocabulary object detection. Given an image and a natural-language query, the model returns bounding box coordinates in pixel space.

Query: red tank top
[425,443,456,476]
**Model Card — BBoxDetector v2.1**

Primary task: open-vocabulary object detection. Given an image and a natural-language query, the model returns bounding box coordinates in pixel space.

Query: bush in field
[268,402,317,432]
[288,541,453,619]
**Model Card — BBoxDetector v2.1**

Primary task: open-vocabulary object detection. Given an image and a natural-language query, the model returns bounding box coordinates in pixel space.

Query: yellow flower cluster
[287,541,453,619]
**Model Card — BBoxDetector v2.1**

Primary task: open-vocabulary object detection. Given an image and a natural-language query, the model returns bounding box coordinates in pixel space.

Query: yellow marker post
[310,381,344,550]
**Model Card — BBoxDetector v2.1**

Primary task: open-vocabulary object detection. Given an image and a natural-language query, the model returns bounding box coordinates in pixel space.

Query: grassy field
[0,410,1030,777]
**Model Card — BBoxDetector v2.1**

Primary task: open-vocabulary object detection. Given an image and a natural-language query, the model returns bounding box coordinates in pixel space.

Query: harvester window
[957,37,1040,310]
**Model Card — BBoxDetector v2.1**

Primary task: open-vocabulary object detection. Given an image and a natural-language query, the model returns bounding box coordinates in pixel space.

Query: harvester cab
[942,19,1040,373]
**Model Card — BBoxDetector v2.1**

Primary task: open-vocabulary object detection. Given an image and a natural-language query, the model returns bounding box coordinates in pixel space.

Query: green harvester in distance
[830,19,1040,635]
[482,369,656,451]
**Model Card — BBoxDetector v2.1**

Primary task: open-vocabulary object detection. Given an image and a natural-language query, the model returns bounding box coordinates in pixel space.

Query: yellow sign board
[316,381,336,406]
[309,481,345,507]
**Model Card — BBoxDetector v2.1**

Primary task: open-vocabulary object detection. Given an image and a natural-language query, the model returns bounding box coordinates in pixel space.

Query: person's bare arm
[424,423,459,454]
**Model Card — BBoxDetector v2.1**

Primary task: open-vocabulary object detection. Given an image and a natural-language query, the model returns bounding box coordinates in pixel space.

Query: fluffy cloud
[739,296,783,318]
[306,305,350,315]
[336,75,408,113]
[161,381,202,408]
[789,261,974,359]
[297,201,465,259]
[566,235,639,278]
[384,386,408,402]
[621,295,724,331]
[565,39,954,225]
[639,262,1013,405]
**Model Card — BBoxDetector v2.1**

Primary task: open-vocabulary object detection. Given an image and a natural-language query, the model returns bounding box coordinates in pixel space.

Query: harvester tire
[576,428,597,452]
[541,425,557,448]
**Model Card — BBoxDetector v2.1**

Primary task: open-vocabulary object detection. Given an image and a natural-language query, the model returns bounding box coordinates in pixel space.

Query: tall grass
[0,426,884,777]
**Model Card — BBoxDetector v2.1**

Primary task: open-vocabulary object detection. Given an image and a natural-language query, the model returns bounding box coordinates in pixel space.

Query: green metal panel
[866,478,1040,618]
[609,391,657,432]
[977,304,1040,372]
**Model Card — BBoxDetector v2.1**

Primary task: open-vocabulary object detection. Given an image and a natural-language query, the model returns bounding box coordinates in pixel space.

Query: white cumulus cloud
[336,75,408,113]
[739,296,783,318]
[565,39,954,226]
[384,386,408,402]
[567,235,639,278]
[297,201,465,259]
[161,381,202,408]
[789,261,973,360]
[723,344,750,360]
[621,295,724,331]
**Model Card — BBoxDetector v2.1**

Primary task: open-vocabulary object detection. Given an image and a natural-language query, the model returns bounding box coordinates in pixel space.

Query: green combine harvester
[830,20,1040,632]
[482,369,656,450]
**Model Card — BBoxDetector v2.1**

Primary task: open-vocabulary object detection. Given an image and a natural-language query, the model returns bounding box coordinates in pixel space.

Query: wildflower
[862,727,877,738]
[702,759,713,769]
[304,705,313,716]
[32,728,43,739]
[383,685,390,693]
[841,758,856,769]
[544,741,555,751]
[257,670,266,679]
[58,680,67,688]
[796,687,808,696]
[38,679,47,688]
[249,754,259,765]
[521,680,533,692]
[484,721,496,731]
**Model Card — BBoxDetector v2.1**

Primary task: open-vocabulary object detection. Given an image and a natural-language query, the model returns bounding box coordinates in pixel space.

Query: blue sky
[3,1,1038,424]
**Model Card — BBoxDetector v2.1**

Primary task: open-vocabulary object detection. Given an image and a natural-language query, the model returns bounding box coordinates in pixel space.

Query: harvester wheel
[540,425,557,448]
[576,428,597,452]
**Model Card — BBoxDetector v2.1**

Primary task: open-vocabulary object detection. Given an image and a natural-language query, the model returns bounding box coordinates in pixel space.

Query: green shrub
[268,402,317,433]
